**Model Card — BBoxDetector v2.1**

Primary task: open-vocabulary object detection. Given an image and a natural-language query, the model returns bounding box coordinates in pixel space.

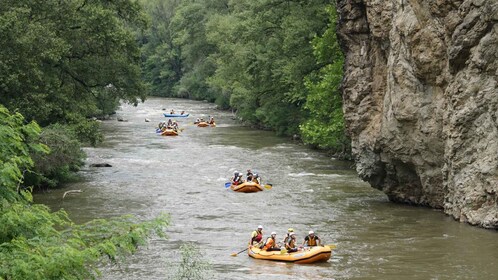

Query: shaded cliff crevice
[338,0,498,229]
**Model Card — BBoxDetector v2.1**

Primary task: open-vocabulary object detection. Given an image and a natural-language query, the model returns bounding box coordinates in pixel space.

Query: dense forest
[140,0,347,153]
[0,0,345,278]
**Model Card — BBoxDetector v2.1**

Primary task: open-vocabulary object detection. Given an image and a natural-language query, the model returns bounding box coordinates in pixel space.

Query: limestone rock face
[337,0,498,229]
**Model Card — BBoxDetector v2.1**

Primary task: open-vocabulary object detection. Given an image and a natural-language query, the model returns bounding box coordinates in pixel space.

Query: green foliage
[140,1,349,154]
[0,0,147,126]
[0,211,170,280]
[0,105,49,198]
[0,106,170,280]
[169,243,212,280]
[67,118,104,147]
[26,124,86,188]
[139,0,183,97]
[299,6,350,154]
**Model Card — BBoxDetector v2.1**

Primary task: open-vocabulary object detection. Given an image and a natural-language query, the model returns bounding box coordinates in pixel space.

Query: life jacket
[286,238,296,250]
[263,237,276,250]
[306,235,318,246]
[232,175,242,185]
[282,233,291,243]
[251,230,263,244]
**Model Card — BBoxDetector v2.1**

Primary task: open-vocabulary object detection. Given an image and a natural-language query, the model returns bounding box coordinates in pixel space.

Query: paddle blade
[264,184,272,189]
[225,182,232,188]
[230,252,238,257]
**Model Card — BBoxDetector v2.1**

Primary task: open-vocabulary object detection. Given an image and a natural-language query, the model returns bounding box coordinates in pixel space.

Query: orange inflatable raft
[230,181,264,193]
[248,245,332,264]
[161,129,178,136]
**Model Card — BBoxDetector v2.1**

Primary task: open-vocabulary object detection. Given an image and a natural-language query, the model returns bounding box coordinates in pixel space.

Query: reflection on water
[35,98,498,280]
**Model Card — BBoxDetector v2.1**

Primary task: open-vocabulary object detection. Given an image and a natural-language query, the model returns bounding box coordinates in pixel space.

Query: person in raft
[282,228,294,244]
[249,225,264,245]
[170,109,175,114]
[166,119,173,128]
[208,116,215,124]
[285,232,301,253]
[302,230,322,247]
[194,118,200,124]
[180,110,185,115]
[246,169,254,182]
[171,120,179,132]
[230,171,243,185]
[252,173,261,184]
[262,232,281,251]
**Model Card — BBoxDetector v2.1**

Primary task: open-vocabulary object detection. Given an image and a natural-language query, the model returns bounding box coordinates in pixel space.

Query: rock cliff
[337,0,498,229]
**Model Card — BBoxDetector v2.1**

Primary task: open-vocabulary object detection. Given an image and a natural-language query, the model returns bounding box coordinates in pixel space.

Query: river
[35,97,498,280]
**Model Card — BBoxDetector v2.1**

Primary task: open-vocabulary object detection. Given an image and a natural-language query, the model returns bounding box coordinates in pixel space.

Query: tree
[300,5,349,154]
[206,0,330,135]
[0,0,147,125]
[139,0,183,96]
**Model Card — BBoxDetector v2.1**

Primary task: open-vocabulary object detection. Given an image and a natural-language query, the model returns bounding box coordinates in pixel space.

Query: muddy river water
[35,97,498,279]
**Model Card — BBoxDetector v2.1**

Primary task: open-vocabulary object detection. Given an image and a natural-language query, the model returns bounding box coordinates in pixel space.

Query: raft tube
[230,181,264,193]
[248,245,332,264]
[163,113,189,117]
[161,129,178,136]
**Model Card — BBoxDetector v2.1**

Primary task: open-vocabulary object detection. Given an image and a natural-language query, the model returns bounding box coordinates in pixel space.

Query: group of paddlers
[158,119,179,132]
[249,226,322,253]
[169,110,186,115]
[230,169,261,185]
[194,116,215,125]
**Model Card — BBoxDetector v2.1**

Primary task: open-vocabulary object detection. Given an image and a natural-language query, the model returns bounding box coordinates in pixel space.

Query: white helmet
[271,231,276,235]
[309,230,314,235]
[258,225,263,229]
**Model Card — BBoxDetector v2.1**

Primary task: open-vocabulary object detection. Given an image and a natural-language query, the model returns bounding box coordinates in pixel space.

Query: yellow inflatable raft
[248,245,332,264]
[161,129,178,136]
[197,121,216,127]
[230,181,264,193]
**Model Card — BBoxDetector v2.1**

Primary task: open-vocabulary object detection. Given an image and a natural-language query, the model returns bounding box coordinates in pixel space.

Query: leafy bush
[69,118,104,147]
[0,105,170,279]
[26,124,85,188]
[299,5,351,155]
[170,243,212,280]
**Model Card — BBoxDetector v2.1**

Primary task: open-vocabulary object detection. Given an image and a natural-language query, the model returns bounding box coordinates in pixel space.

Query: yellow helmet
[288,228,294,232]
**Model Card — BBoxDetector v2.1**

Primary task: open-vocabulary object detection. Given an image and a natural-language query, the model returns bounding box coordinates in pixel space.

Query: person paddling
[171,120,179,132]
[231,171,243,185]
[249,225,264,246]
[282,228,294,244]
[262,232,281,251]
[246,169,254,182]
[252,173,261,184]
[302,230,322,247]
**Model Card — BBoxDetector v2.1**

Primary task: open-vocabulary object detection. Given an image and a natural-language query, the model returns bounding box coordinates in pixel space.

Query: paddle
[230,247,248,257]
[224,182,232,188]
